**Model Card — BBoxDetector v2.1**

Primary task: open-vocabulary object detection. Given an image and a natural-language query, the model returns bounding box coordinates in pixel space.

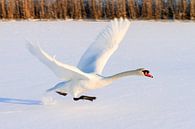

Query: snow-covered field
[0,20,195,129]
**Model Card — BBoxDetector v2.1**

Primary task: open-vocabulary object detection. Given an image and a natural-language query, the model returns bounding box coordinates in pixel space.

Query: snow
[0,20,195,129]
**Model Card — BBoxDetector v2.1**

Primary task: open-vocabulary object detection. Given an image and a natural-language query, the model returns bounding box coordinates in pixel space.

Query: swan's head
[137,68,153,78]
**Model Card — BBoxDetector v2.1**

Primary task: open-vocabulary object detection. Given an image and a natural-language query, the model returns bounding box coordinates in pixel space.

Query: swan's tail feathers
[46,81,67,92]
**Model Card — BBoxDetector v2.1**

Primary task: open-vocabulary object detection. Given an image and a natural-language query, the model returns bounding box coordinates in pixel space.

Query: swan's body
[27,18,153,101]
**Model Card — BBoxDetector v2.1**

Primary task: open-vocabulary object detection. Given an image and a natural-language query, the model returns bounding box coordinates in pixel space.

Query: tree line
[0,0,195,20]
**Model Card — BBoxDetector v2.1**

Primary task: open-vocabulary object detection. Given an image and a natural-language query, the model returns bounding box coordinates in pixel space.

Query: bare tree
[134,0,141,18]
[97,0,103,19]
[0,0,6,18]
[69,0,81,19]
[175,0,181,19]
[147,0,153,19]
[47,1,55,19]
[76,0,82,19]
[142,0,147,18]
[23,0,31,19]
[167,0,175,19]
[90,0,98,19]
[190,0,195,20]
[127,0,136,19]
[176,0,185,19]
[14,0,19,18]
[61,0,67,19]
[18,0,25,18]
[55,0,65,19]
[7,0,14,19]
[67,0,74,18]
[40,0,45,18]
[116,0,125,18]
[142,0,153,19]
[155,0,162,19]
[106,0,115,19]
[181,0,187,19]
[121,0,126,18]
[80,0,86,19]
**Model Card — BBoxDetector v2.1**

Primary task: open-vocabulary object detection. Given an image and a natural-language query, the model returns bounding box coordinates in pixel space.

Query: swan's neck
[104,70,141,82]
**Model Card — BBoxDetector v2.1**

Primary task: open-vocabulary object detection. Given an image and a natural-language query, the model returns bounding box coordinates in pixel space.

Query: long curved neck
[104,70,141,82]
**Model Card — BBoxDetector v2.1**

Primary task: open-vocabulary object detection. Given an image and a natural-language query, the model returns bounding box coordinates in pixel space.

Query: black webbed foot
[56,91,67,96]
[73,96,96,101]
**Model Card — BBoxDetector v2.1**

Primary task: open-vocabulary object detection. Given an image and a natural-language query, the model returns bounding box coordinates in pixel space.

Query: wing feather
[26,43,89,80]
[77,18,130,74]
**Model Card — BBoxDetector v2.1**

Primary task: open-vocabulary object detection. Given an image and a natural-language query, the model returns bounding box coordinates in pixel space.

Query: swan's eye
[142,70,149,74]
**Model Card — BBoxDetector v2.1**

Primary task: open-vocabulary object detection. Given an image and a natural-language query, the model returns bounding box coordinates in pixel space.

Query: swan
[26,18,153,101]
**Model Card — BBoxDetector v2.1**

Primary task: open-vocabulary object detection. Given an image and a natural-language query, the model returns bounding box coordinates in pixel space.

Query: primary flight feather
[27,18,153,101]
[26,43,90,81]
[78,18,130,74]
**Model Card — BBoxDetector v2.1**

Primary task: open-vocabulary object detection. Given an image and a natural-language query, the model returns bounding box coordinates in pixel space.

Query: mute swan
[27,18,153,101]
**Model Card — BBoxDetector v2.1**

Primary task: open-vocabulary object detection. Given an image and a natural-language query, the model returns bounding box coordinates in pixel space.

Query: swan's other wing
[77,18,130,74]
[46,81,69,92]
[26,43,89,80]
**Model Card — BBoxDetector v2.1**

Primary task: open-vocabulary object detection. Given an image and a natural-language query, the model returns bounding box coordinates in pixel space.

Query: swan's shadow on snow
[0,97,42,105]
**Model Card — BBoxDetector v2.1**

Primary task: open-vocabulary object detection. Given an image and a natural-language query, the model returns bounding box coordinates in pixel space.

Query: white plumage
[27,44,90,81]
[78,18,130,74]
[27,18,153,101]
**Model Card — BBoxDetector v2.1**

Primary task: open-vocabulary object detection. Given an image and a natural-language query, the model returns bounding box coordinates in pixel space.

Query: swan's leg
[56,91,67,96]
[73,96,96,101]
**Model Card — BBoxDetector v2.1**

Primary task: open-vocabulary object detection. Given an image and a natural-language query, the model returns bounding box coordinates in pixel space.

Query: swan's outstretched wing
[77,18,130,74]
[26,43,89,80]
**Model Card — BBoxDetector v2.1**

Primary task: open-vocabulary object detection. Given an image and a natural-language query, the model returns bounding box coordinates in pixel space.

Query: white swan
[26,18,153,101]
